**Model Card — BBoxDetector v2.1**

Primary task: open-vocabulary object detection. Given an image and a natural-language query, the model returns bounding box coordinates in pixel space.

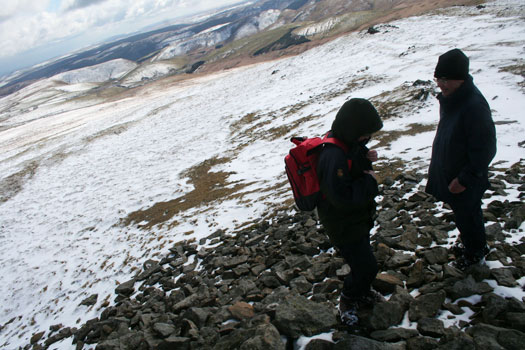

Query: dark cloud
[65,0,108,11]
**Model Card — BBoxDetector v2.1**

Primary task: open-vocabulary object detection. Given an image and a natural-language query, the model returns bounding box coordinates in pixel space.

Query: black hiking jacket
[316,138,379,246]
[426,75,496,206]
[316,99,383,247]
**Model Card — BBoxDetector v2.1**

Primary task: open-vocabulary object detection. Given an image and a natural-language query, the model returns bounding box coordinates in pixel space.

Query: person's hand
[364,170,377,181]
[367,150,378,162]
[448,178,466,194]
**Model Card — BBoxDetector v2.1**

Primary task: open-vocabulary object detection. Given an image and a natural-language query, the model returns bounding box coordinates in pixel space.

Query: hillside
[0,0,481,97]
[0,0,524,349]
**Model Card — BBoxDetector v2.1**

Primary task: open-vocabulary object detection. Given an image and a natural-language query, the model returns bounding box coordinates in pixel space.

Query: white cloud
[0,0,50,19]
[0,0,244,61]
[62,0,108,12]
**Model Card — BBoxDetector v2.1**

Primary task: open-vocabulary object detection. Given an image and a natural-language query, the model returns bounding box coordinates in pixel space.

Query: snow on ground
[0,1,524,348]
[120,62,182,87]
[52,59,138,84]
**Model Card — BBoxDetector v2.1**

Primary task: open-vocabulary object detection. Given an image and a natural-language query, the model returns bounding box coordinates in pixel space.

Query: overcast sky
[0,0,248,77]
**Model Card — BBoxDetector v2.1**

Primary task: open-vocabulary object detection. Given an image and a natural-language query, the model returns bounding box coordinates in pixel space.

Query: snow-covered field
[0,1,524,348]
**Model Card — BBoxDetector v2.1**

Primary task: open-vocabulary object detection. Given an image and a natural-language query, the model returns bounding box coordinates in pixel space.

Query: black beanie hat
[331,98,383,145]
[434,48,469,80]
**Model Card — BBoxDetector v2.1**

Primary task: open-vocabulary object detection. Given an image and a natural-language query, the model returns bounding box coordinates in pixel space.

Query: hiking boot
[339,293,359,326]
[453,254,481,271]
[453,245,490,271]
[450,241,465,256]
[358,289,385,307]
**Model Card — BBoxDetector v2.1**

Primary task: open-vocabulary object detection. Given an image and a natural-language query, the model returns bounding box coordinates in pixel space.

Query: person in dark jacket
[426,48,497,270]
[316,98,383,326]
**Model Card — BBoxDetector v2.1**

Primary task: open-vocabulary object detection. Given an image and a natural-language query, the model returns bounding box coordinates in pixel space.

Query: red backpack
[284,134,351,211]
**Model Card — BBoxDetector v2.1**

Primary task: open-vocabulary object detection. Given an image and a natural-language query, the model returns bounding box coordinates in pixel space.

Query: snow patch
[52,59,138,84]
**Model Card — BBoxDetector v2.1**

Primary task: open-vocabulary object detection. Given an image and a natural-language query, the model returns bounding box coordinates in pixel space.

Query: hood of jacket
[331,98,383,146]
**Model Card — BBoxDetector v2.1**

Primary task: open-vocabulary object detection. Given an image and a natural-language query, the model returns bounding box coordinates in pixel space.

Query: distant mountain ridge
[0,0,480,97]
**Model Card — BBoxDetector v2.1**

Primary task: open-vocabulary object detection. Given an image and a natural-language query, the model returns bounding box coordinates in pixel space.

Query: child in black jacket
[317,98,383,325]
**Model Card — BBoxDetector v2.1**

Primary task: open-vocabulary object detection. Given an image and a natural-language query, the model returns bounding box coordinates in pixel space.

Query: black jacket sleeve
[457,99,497,187]
[317,145,378,211]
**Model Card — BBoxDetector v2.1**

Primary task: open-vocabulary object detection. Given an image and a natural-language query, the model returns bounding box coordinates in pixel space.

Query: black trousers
[338,231,378,299]
[449,199,487,257]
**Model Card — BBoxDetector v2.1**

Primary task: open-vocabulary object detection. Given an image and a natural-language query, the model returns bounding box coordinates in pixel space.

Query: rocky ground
[28,160,525,350]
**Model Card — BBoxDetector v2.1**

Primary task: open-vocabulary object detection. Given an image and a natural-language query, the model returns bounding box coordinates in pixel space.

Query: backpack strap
[321,133,352,170]
[290,136,306,146]
[321,133,349,153]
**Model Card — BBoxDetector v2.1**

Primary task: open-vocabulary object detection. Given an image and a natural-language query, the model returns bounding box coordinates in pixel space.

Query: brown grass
[499,60,525,91]
[374,158,407,181]
[370,80,436,120]
[121,156,253,229]
[0,161,38,203]
[374,123,436,149]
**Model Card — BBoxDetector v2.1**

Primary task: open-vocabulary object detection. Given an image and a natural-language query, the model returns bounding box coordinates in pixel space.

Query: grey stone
[306,262,331,282]
[446,275,493,301]
[389,286,414,310]
[416,232,433,247]
[182,307,210,328]
[370,328,419,342]
[335,264,351,278]
[290,275,313,294]
[239,324,285,350]
[406,260,425,288]
[375,243,394,264]
[408,290,446,321]
[173,294,199,312]
[30,331,45,345]
[333,334,406,350]
[369,301,405,330]
[313,278,342,294]
[417,318,445,337]
[406,336,439,350]
[386,251,415,269]
[373,273,404,294]
[115,279,135,296]
[468,263,492,282]
[304,338,335,350]
[491,267,518,287]
[422,247,449,265]
[153,322,176,338]
[506,312,525,332]
[97,332,147,350]
[443,264,464,279]
[442,303,464,315]
[378,208,399,223]
[215,328,254,349]
[418,282,445,295]
[273,294,337,337]
[486,223,505,242]
[80,294,98,306]
[466,323,525,350]
[504,204,525,229]
[136,260,162,281]
[435,333,475,350]
[158,336,190,350]
[285,255,313,270]
[260,274,282,288]
[274,268,295,285]
[223,255,249,269]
